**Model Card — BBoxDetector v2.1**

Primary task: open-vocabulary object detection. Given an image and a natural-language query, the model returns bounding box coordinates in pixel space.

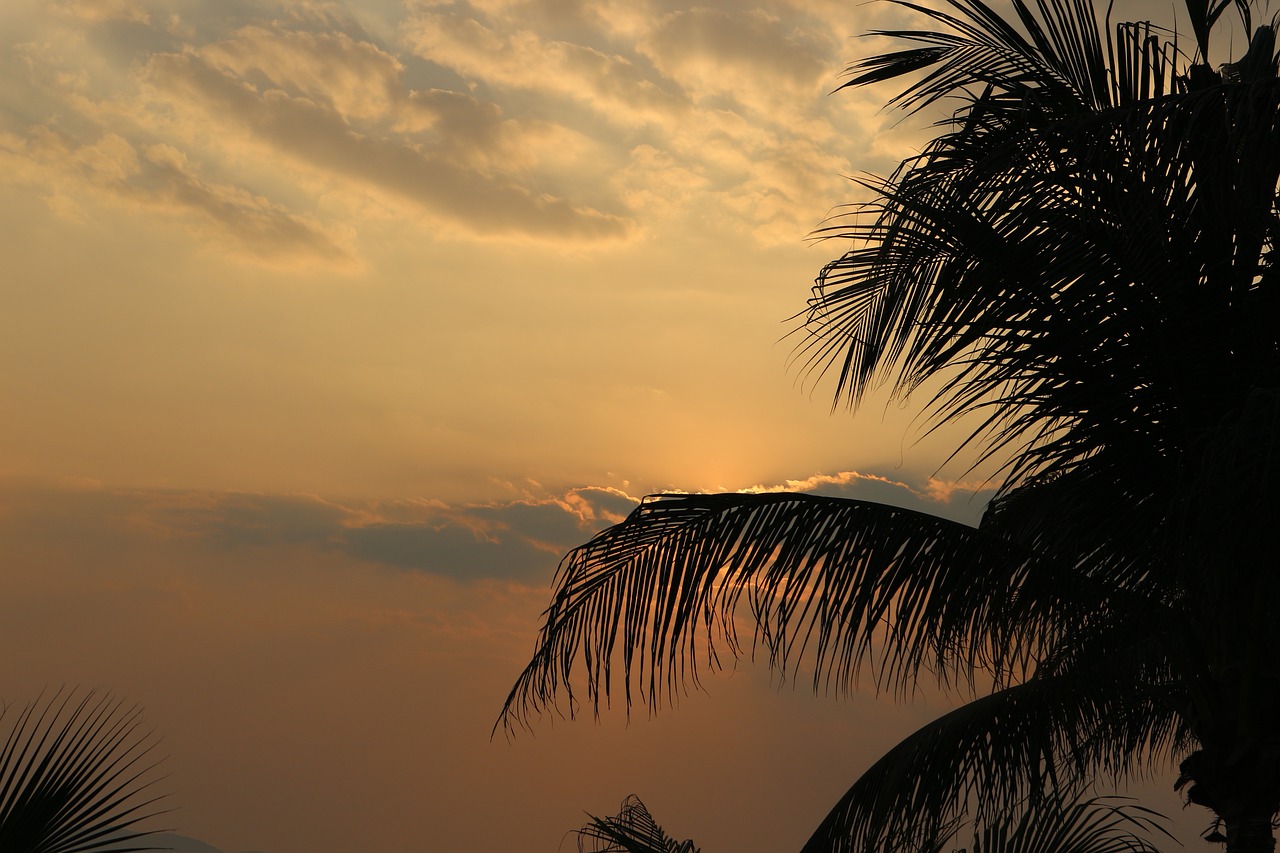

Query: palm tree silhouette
[501,1,1280,852]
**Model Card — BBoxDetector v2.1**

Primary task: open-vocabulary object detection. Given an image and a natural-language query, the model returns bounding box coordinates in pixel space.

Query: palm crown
[500,1,1280,852]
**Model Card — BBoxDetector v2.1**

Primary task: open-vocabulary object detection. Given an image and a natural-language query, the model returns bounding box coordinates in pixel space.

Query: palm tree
[500,1,1280,852]
[0,688,169,853]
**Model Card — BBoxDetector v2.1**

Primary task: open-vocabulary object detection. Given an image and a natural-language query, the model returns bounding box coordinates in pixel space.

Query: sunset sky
[0,1,1198,851]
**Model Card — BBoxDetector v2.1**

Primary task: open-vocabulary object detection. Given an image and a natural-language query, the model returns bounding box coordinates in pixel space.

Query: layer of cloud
[398,2,880,242]
[0,477,638,583]
[0,472,989,585]
[1,0,918,257]
[1,1,637,263]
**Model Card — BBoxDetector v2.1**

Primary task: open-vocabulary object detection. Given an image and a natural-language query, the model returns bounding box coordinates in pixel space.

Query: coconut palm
[0,688,169,853]
[500,1,1280,852]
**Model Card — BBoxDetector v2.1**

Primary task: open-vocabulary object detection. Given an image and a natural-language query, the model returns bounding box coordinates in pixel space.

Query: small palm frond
[840,0,1112,114]
[0,688,170,853]
[496,492,1142,732]
[574,795,699,853]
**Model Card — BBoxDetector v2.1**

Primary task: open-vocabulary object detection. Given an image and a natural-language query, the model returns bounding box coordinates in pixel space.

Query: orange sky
[0,1,1201,851]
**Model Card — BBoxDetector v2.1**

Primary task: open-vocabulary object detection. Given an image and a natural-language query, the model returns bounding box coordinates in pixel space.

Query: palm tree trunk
[1226,815,1276,853]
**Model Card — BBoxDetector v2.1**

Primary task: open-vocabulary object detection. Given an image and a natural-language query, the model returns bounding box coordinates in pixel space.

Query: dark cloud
[645,8,827,89]
[144,492,356,548]
[343,520,559,581]
[0,479,623,584]
[0,474,985,585]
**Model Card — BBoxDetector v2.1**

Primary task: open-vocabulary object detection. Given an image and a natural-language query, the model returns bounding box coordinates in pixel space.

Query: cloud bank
[0,470,989,584]
[1,0,901,264]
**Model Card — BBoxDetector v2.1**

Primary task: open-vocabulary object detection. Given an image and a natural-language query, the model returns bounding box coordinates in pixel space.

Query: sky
[0,1,1205,851]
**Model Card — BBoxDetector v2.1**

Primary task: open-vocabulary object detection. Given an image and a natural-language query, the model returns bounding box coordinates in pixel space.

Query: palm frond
[839,0,1111,114]
[966,793,1171,853]
[798,666,1187,853]
[804,74,1280,496]
[496,492,1147,732]
[0,688,170,853]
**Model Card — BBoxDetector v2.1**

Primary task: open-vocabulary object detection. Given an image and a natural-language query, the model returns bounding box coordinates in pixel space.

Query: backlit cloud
[740,470,993,525]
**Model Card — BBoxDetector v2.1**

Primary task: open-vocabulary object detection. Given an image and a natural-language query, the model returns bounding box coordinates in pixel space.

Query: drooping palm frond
[497,492,1163,733]
[0,688,170,853]
[574,795,699,853]
[839,0,1115,115]
[798,655,1189,852]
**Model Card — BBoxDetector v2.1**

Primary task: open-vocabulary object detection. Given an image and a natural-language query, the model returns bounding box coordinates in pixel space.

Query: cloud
[639,8,830,114]
[400,10,687,129]
[1,5,636,260]
[3,0,896,256]
[54,0,151,24]
[739,470,993,525]
[0,126,355,266]
[141,47,630,242]
[198,25,404,122]
[0,478,639,584]
[0,470,992,589]
[399,3,874,242]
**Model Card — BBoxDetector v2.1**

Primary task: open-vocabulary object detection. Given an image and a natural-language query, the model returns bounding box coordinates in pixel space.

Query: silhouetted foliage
[0,688,169,853]
[921,792,1171,853]
[570,791,1169,853]
[504,1,1280,852]
[574,796,699,853]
